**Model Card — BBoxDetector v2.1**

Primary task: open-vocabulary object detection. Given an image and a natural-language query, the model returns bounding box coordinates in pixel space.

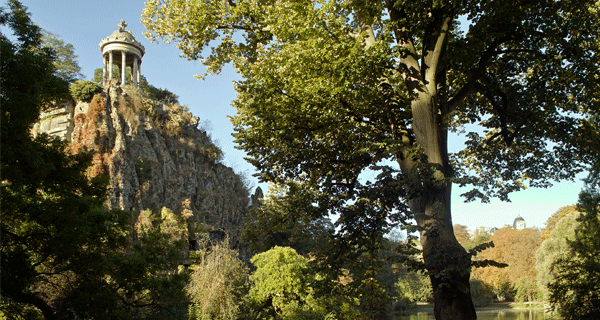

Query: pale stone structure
[99,20,145,87]
[513,215,526,230]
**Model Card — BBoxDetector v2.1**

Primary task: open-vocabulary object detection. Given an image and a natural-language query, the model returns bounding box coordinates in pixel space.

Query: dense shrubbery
[187,240,248,320]
[69,80,102,102]
[139,76,179,104]
[93,67,179,104]
[395,268,433,308]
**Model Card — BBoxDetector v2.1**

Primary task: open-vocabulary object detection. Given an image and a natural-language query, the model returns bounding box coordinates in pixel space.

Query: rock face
[33,85,250,248]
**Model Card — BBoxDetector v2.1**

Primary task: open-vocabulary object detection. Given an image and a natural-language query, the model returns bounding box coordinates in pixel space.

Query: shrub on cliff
[70,80,102,102]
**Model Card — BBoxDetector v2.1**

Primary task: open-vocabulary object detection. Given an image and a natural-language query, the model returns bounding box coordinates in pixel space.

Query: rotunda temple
[99,20,145,87]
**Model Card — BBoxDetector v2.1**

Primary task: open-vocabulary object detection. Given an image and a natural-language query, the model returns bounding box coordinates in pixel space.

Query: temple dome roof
[99,20,145,56]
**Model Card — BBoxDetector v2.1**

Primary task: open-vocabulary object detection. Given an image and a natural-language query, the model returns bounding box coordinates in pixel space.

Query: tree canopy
[142,0,599,318]
[541,205,579,239]
[472,228,542,302]
[536,206,581,300]
[41,30,83,83]
[547,186,600,319]
[247,246,333,319]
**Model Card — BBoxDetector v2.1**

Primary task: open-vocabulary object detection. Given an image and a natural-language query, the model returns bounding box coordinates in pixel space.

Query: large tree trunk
[400,93,477,320]
[418,185,476,320]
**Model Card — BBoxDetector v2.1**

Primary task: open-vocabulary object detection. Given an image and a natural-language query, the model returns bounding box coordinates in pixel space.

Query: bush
[70,80,102,102]
[514,278,541,303]
[247,246,333,319]
[186,240,248,320]
[394,269,433,306]
[470,280,494,307]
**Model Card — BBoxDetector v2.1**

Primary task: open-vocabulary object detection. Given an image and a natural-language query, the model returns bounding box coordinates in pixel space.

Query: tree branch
[423,11,452,93]
[447,34,520,112]
[216,25,257,32]
[5,290,56,320]
[385,1,422,86]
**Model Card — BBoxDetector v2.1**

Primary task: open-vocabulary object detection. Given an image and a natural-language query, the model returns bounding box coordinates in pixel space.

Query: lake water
[394,309,556,320]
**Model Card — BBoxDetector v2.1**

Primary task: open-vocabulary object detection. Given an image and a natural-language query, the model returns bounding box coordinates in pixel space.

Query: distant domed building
[513,215,526,230]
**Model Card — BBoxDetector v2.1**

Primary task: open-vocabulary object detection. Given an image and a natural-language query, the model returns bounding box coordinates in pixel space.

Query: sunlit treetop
[143,0,599,202]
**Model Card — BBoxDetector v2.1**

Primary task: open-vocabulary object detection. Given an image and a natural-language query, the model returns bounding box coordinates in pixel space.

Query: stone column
[102,55,107,85]
[121,51,126,85]
[108,51,113,81]
[137,60,141,84]
[133,57,139,87]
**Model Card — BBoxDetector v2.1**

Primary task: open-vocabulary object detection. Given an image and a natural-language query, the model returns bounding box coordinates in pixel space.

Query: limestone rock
[34,85,250,249]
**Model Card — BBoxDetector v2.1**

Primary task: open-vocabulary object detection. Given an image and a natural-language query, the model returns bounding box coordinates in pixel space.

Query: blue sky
[12,0,585,231]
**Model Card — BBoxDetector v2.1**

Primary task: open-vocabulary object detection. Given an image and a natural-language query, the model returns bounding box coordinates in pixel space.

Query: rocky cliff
[33,85,250,250]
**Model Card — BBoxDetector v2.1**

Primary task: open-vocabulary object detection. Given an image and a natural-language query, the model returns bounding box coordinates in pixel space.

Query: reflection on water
[394,309,555,320]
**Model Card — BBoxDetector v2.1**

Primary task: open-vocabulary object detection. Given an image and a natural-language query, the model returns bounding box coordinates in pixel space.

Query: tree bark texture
[398,92,477,320]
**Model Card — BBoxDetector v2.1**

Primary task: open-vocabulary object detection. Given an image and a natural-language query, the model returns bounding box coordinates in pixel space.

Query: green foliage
[139,75,179,104]
[242,182,399,318]
[0,2,187,318]
[1,139,188,319]
[92,65,133,85]
[469,280,494,307]
[463,232,492,253]
[548,188,600,319]
[41,30,82,83]
[143,0,600,317]
[247,246,333,320]
[1,0,70,144]
[69,80,102,102]
[514,278,542,303]
[356,276,392,319]
[541,205,580,239]
[92,66,103,84]
[187,240,248,320]
[535,207,581,300]
[242,183,333,255]
[143,0,600,202]
[395,269,433,307]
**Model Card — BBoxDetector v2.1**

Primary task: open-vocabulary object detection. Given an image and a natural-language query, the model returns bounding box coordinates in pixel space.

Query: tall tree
[541,205,579,239]
[453,224,471,245]
[472,228,542,301]
[41,30,83,83]
[535,206,580,300]
[142,0,600,318]
[548,188,600,319]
